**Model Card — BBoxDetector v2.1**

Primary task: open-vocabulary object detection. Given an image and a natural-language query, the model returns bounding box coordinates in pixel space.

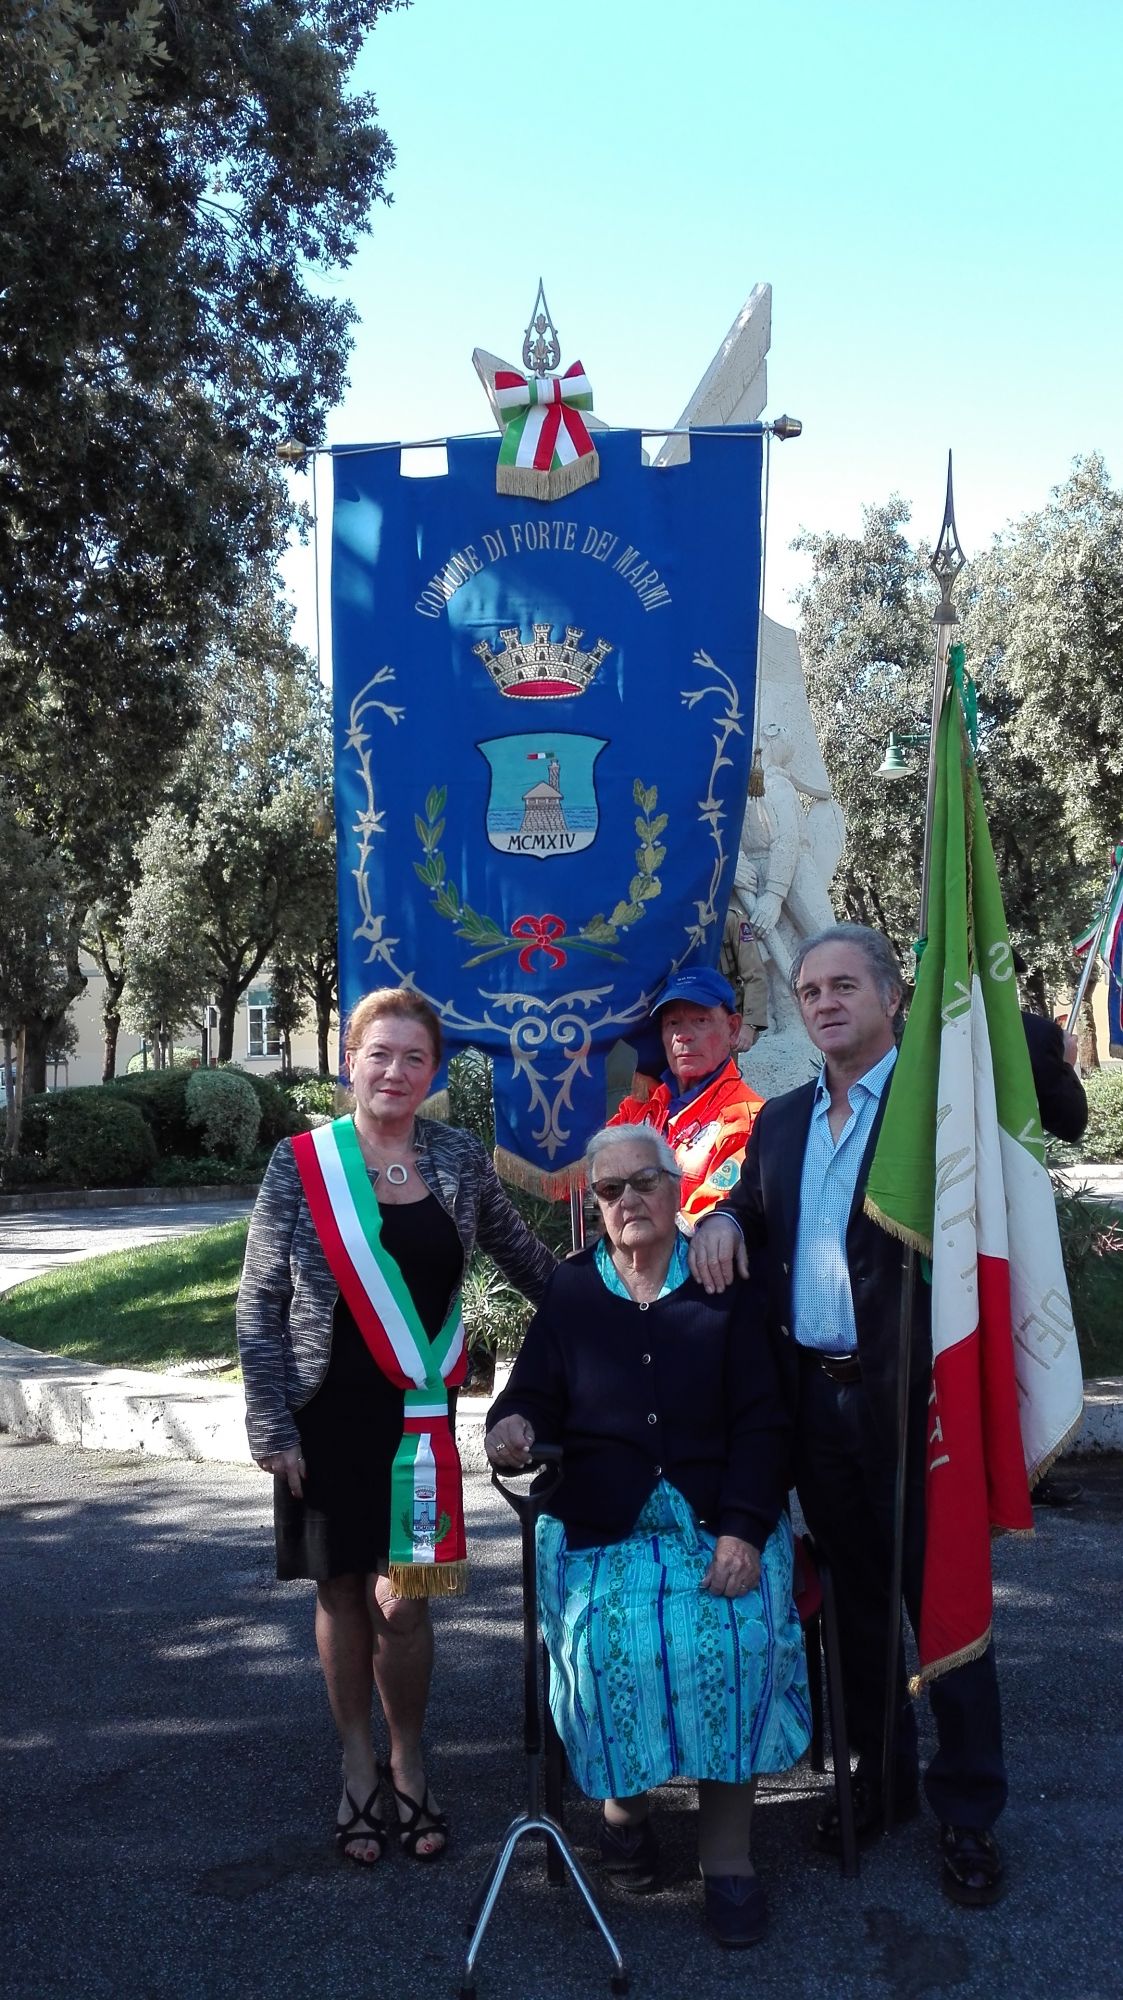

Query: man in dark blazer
[690,923,1007,1907]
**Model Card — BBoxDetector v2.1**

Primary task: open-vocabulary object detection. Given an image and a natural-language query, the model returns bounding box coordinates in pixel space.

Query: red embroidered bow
[511,913,568,972]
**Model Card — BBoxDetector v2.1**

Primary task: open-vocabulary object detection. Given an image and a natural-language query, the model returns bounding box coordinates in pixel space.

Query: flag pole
[881,452,966,1827]
[1065,843,1123,1036]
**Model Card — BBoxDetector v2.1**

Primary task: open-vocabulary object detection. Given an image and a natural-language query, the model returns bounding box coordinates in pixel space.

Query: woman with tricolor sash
[485,1124,809,1950]
[237,989,556,1866]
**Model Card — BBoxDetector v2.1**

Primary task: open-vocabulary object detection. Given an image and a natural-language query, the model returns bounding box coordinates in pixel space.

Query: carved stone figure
[736,620,846,1097]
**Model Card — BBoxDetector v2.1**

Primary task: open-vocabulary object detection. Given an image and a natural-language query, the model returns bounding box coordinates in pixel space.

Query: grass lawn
[0,1220,249,1375]
[1,1214,1119,1387]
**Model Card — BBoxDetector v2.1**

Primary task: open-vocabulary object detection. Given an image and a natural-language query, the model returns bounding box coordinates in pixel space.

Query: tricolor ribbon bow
[493,360,599,502]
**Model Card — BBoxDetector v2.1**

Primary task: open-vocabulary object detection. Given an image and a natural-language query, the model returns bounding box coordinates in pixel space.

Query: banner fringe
[908,1622,992,1694]
[862,1194,932,1258]
[496,451,599,504]
[420,1088,450,1122]
[387,1559,468,1600]
[493,1143,582,1202]
[1028,1406,1085,1487]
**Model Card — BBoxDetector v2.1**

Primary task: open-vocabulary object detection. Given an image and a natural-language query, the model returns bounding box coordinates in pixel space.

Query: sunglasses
[590,1167,673,1203]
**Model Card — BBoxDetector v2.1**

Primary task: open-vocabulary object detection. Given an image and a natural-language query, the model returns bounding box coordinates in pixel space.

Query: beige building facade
[52,961,332,1089]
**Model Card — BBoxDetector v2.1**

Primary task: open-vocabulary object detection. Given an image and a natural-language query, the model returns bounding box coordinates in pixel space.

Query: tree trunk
[102,1012,121,1082]
[216,985,238,1064]
[3,1032,16,1157]
[10,1027,27,1156]
[23,1016,53,1097]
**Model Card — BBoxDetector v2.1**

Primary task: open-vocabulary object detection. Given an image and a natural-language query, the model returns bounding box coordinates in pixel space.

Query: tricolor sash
[292,1116,468,1597]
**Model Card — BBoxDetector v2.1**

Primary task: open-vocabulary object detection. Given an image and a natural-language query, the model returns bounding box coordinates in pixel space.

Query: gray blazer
[236,1118,558,1458]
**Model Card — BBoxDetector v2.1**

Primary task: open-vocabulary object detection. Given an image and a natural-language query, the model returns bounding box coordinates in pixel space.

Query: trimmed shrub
[186,1068,261,1163]
[18,1088,157,1188]
[1080,1064,1123,1164]
[151,1150,269,1187]
[105,1069,195,1154]
[125,1046,200,1073]
[226,1067,305,1145]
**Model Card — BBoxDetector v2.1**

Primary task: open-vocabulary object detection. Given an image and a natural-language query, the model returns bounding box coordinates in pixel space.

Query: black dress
[274,1191,464,1581]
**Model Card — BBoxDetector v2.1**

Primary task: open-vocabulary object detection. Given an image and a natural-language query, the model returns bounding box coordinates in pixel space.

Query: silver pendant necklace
[370,1160,410,1185]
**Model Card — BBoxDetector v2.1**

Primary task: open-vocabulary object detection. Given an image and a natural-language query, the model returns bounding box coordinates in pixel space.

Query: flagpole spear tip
[522,280,561,377]
[931,450,966,628]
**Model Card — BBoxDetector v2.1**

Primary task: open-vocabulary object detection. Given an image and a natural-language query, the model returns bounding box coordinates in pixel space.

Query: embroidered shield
[478,733,606,860]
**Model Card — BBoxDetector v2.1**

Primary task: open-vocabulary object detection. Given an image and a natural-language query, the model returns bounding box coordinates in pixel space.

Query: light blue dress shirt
[792,1046,897,1353]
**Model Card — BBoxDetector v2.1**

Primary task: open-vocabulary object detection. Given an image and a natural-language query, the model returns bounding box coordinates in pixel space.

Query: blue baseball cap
[650,966,738,1014]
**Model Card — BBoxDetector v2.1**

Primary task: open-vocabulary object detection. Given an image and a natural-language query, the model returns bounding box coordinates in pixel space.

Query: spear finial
[930,449,966,626]
[521,278,561,377]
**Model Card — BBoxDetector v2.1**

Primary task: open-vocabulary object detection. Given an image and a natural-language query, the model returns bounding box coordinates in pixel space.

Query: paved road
[0,1201,253,1297]
[1,1439,1121,2000]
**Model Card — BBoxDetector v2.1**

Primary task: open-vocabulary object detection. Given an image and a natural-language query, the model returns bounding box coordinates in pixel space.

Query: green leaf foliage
[186,1068,262,1164]
[18,1087,157,1188]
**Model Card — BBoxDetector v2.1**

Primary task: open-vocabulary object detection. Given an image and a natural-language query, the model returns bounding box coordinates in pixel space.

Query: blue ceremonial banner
[331,427,763,1184]
[1110,923,1123,1053]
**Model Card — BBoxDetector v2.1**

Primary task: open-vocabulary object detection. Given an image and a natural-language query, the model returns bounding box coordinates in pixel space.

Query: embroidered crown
[472,623,612,700]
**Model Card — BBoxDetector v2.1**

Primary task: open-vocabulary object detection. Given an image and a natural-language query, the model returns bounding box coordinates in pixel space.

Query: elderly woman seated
[485,1124,810,1949]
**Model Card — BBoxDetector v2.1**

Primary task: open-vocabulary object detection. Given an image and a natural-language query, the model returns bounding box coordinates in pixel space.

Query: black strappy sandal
[380,1763,449,1862]
[334,1783,389,1866]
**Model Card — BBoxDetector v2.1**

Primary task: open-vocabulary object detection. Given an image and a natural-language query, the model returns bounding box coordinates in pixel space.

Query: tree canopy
[0,0,402,1086]
[796,459,1123,1008]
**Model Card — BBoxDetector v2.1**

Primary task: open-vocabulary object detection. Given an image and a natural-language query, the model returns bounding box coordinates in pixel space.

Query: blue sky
[286,0,1123,655]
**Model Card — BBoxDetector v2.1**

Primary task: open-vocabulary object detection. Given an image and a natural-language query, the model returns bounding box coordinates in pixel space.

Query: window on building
[247,987,281,1061]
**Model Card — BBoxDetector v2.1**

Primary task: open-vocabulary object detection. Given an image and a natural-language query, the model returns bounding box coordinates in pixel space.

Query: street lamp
[876,729,930,780]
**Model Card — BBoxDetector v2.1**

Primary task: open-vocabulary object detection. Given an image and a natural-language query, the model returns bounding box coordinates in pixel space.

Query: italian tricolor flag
[864,650,1084,1684]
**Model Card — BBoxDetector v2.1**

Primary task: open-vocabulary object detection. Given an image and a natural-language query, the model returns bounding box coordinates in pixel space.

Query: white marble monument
[658,286,843,1092]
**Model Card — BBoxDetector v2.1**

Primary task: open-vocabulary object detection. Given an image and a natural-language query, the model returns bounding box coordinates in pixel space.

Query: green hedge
[232,1068,305,1145]
[105,1069,195,1152]
[186,1068,261,1162]
[1079,1064,1123,1164]
[18,1088,157,1188]
[269,1069,338,1118]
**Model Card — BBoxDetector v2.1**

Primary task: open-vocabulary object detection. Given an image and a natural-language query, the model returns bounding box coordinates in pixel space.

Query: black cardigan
[486,1248,791,1553]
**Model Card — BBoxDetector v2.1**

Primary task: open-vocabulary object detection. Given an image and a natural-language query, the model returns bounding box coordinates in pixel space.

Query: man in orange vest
[609,966,764,1228]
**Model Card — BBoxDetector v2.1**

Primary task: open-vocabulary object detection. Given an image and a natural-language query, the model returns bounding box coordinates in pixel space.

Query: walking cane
[460,1443,628,1999]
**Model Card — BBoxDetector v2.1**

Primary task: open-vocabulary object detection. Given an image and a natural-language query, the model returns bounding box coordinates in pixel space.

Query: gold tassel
[387,1560,469,1600]
[492,1143,584,1201]
[496,450,599,503]
[909,1623,992,1695]
[747,747,765,798]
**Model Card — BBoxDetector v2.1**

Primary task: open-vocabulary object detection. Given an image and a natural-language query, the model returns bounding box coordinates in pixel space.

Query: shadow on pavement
[1,1439,1120,2000]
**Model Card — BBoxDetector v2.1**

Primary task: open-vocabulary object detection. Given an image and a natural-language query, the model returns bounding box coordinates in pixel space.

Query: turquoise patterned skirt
[537,1481,811,1800]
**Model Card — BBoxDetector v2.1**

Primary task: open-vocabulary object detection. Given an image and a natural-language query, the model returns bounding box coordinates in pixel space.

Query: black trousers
[794,1357,1007,1830]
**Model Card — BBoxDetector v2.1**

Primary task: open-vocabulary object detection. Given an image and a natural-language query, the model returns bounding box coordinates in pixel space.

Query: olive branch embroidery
[412,783,668,969]
[579,781,667,944]
[400,1508,452,1544]
[413,787,506,954]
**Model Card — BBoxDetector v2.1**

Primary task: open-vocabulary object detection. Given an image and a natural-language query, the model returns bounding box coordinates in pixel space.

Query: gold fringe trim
[492,1143,583,1202]
[419,1087,450,1122]
[908,1622,992,1695]
[1027,1407,1085,1489]
[496,450,599,504]
[387,1560,468,1600]
[747,747,765,798]
[861,1194,932,1258]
